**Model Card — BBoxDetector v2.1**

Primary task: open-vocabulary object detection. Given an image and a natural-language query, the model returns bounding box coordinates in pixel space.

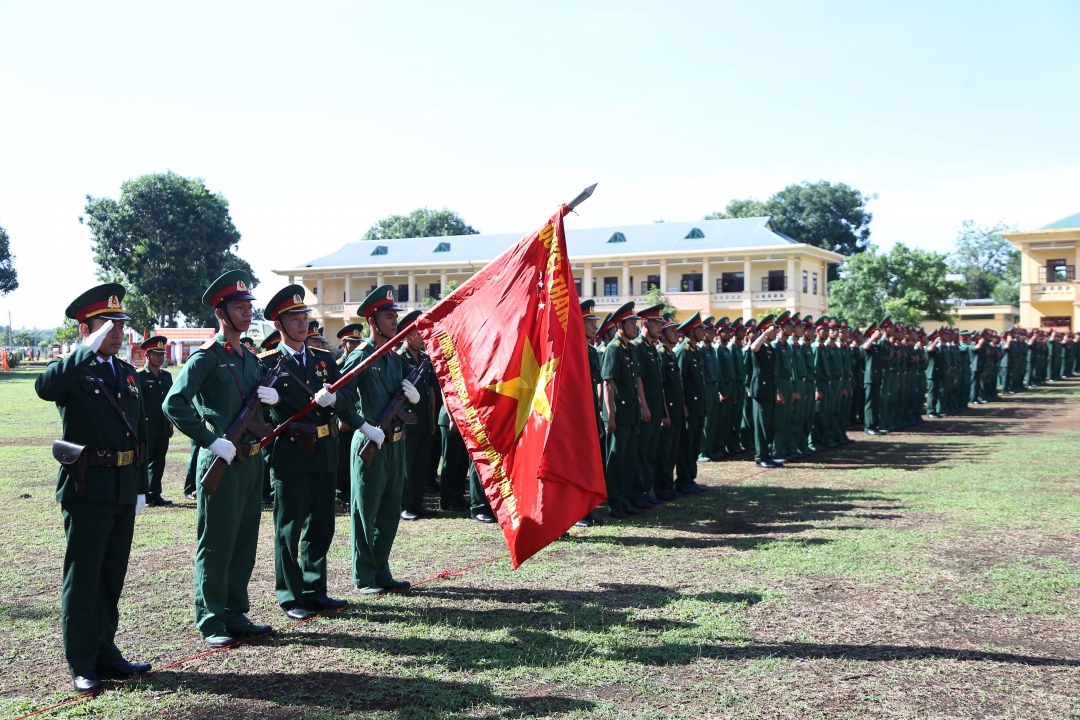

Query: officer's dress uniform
[675,335,706,490]
[770,331,795,462]
[601,334,641,513]
[36,342,148,682]
[397,344,437,516]
[750,336,777,464]
[654,339,683,498]
[137,364,173,501]
[262,341,362,611]
[632,331,665,503]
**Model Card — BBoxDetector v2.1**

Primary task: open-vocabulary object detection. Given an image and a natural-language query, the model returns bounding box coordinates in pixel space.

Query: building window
[684,227,705,239]
[681,273,702,292]
[764,270,786,292]
[604,277,619,296]
[397,284,409,302]
[371,245,388,256]
[434,241,451,252]
[1044,259,1075,282]
[426,282,441,299]
[574,277,582,296]
[720,272,744,293]
[812,273,818,295]
[802,270,808,293]
[592,278,597,296]
[642,275,660,294]
[607,232,626,243]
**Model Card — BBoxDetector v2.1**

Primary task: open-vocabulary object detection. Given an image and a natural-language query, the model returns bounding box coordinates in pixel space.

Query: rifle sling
[209,343,247,397]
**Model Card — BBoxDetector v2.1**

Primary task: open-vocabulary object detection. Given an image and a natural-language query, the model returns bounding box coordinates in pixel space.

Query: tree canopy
[82,171,256,329]
[949,220,1020,305]
[827,243,964,328]
[0,224,18,295]
[361,207,478,241]
[704,197,767,220]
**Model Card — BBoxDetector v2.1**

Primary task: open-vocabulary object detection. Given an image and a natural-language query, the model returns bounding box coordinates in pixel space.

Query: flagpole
[567,183,597,211]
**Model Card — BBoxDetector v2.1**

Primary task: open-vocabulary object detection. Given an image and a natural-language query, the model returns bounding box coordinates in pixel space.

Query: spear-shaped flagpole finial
[566,183,598,211]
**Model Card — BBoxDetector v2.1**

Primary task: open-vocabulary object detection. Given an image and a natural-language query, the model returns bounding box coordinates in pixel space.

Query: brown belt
[86,450,135,467]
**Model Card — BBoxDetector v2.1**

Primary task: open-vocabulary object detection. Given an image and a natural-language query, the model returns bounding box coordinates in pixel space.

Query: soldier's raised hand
[83,320,116,353]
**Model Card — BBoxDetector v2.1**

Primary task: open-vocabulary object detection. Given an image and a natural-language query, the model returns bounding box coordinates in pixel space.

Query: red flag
[416,205,606,567]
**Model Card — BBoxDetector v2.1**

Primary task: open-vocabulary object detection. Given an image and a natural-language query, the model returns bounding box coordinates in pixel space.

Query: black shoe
[573,518,590,528]
[671,489,690,499]
[73,673,102,693]
[656,491,678,501]
[184,491,197,501]
[285,606,313,621]
[676,485,701,495]
[400,509,420,521]
[756,460,778,468]
[95,659,151,680]
[147,496,173,507]
[609,509,628,518]
[414,506,438,518]
[709,455,727,462]
[204,635,239,648]
[381,578,411,591]
[624,504,645,515]
[474,513,497,524]
[307,595,349,611]
[424,483,440,494]
[440,499,470,512]
[691,482,708,492]
[230,623,273,638]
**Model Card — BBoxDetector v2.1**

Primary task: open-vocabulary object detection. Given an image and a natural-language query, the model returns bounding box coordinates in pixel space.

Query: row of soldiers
[588,302,1080,515]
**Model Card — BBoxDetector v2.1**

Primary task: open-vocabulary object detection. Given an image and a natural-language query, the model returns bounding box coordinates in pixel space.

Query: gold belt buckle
[316,424,330,438]
[117,450,133,466]
[393,429,404,442]
[249,442,261,456]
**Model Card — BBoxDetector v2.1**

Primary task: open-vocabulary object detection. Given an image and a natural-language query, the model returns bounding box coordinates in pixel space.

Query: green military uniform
[163,271,269,645]
[631,304,666,504]
[675,313,707,492]
[261,286,363,615]
[770,312,796,462]
[654,317,684,500]
[713,319,738,459]
[862,322,887,431]
[749,315,778,465]
[438,403,470,510]
[785,320,809,460]
[340,285,413,591]
[796,316,816,456]
[137,336,174,503]
[257,331,282,504]
[698,317,722,462]
[335,324,365,506]
[601,302,642,515]
[810,318,834,451]
[35,284,150,688]
[396,310,438,519]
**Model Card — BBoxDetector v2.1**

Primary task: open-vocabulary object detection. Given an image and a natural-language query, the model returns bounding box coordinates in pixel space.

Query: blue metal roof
[292,217,805,269]
[1042,212,1080,230]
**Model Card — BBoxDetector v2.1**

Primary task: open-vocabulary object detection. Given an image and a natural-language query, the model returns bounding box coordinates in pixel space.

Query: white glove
[135,494,146,516]
[401,379,420,404]
[83,320,114,353]
[256,386,279,406]
[360,422,385,448]
[210,438,237,465]
[314,383,336,407]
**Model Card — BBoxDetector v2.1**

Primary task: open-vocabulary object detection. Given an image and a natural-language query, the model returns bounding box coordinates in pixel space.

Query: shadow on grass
[135,670,595,716]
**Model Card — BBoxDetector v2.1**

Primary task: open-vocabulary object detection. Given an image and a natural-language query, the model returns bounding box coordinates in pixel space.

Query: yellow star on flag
[487,337,560,438]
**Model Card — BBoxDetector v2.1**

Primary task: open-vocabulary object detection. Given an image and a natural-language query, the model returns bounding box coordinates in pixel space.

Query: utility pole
[6,310,10,347]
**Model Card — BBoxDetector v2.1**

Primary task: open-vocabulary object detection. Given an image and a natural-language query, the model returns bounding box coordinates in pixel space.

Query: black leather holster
[52,440,88,495]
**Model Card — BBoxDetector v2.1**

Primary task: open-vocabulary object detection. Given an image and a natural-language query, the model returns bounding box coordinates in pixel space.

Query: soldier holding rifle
[35,283,151,693]
[164,270,281,648]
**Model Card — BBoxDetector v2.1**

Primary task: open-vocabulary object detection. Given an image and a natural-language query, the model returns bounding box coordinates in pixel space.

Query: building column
[743,257,753,319]
[440,269,448,297]
[316,277,325,319]
[345,275,353,303]
[622,261,630,300]
[376,272,384,292]
[702,257,711,297]
[408,270,416,307]
[288,275,295,285]
[583,263,593,299]
[660,259,668,293]
[787,257,797,312]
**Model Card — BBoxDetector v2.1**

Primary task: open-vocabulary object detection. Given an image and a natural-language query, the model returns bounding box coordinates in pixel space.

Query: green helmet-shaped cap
[66,282,131,323]
[399,309,423,327]
[265,285,312,321]
[359,283,403,319]
[337,323,365,340]
[203,270,255,308]
[677,311,702,334]
[580,299,600,321]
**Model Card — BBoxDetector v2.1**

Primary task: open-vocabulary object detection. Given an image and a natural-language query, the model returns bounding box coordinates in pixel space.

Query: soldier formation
[35,275,1079,693]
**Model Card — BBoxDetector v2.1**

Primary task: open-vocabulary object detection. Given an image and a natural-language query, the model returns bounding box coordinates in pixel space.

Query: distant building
[273,217,843,338]
[947,299,1020,333]
[1004,212,1080,330]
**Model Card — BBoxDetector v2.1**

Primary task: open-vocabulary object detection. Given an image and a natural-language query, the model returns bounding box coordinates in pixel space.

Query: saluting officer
[260,285,361,620]
[36,284,151,693]
[341,285,420,594]
[750,314,780,468]
[138,336,174,506]
[164,270,279,648]
[601,302,644,517]
[396,309,439,522]
[334,324,366,508]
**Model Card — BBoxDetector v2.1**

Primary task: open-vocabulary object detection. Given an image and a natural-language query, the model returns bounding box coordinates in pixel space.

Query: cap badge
[386,290,393,300]
[107,295,120,309]
[236,281,248,292]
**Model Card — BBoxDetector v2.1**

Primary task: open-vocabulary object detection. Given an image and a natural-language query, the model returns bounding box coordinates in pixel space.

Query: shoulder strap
[279,358,317,398]
[87,371,140,442]
[208,343,245,396]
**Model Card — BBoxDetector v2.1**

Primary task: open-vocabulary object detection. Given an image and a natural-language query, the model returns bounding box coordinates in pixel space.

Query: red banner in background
[416,205,606,567]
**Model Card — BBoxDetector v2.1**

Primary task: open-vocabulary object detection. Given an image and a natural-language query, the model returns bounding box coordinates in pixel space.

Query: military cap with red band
[307,321,324,339]
[140,335,168,353]
[757,313,776,332]
[677,311,702,334]
[265,284,312,321]
[66,282,131,323]
[260,330,281,350]
[731,316,744,330]
[597,312,616,338]
[359,283,403,320]
[337,323,365,341]
[715,316,731,330]
[609,301,640,326]
[202,269,256,308]
[638,303,665,320]
[580,299,601,321]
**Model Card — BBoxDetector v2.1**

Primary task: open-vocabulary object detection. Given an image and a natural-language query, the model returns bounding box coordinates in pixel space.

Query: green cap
[66,282,131,323]
[638,303,665,320]
[580,299,600,321]
[399,309,423,327]
[337,323,365,340]
[776,310,791,324]
[260,330,281,350]
[677,312,702,334]
[140,335,168,352]
[265,285,312,321]
[359,283,403,319]
[307,320,323,339]
[597,312,616,337]
[610,301,640,326]
[203,269,255,308]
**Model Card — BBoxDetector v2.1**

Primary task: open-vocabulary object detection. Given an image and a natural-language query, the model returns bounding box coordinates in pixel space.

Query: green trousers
[633,412,662,501]
[271,468,336,609]
[811,382,831,450]
[605,423,640,511]
[653,419,679,496]
[145,432,169,499]
[194,447,263,639]
[440,427,469,507]
[752,396,775,463]
[675,414,705,489]
[183,438,198,496]
[402,428,437,512]
[350,431,406,588]
[864,382,881,430]
[700,384,720,460]
[469,463,494,517]
[336,429,354,505]
[771,384,793,461]
[60,501,134,677]
[726,393,744,455]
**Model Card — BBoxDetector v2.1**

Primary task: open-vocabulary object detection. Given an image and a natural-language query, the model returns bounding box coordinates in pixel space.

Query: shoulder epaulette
[310,347,333,356]
[199,338,217,350]
[610,337,622,348]
[336,356,345,367]
[116,357,135,372]
[258,348,281,360]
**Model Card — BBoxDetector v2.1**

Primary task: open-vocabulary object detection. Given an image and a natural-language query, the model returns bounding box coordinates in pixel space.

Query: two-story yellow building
[1005,211,1080,330]
[272,217,844,338]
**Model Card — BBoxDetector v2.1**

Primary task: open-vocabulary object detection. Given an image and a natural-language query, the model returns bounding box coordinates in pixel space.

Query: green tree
[644,287,676,317]
[704,197,767,220]
[13,330,32,346]
[55,318,81,344]
[827,244,964,328]
[361,208,478,241]
[82,171,257,330]
[0,224,17,295]
[949,220,1019,301]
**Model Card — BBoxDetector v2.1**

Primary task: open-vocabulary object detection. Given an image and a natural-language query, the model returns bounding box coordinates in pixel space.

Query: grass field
[2,367,1079,719]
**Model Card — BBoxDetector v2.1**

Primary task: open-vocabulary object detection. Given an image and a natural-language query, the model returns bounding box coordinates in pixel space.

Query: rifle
[200,355,287,495]
[358,364,425,465]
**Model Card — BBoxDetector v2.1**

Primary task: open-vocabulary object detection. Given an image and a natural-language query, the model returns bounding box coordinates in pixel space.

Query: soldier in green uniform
[164,270,277,648]
[574,300,605,527]
[795,315,817,457]
[438,404,471,512]
[257,330,282,505]
[334,324,366,508]
[601,302,646,517]
[785,315,810,459]
[770,312,797,463]
[674,313,707,493]
[138,336,174,506]
[340,285,419,593]
[749,314,780,468]
[728,318,749,455]
[259,285,362,620]
[713,318,738,460]
[836,321,854,443]
[698,317,723,462]
[36,283,152,693]
[631,304,667,507]
[739,319,757,452]
[654,317,686,500]
[809,317,833,451]
[305,321,327,350]
[396,309,439,521]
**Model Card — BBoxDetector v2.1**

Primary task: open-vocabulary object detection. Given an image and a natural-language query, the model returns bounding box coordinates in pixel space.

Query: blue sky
[1,0,1078,327]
